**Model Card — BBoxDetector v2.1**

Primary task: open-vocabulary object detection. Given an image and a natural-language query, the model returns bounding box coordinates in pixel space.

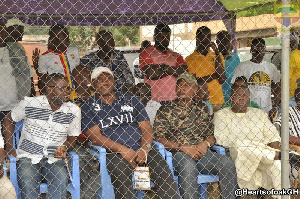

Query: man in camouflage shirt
[154,72,237,199]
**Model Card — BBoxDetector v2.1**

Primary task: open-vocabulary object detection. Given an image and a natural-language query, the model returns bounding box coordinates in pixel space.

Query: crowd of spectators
[1,21,300,199]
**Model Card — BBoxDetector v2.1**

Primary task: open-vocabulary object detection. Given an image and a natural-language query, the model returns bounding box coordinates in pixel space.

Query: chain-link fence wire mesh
[1,0,300,198]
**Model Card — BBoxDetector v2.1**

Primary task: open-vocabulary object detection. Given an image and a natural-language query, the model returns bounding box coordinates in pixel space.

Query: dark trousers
[0,111,10,143]
[106,148,180,199]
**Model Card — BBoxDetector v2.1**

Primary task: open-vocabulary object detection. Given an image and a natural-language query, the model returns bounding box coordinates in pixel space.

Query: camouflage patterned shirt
[154,100,213,145]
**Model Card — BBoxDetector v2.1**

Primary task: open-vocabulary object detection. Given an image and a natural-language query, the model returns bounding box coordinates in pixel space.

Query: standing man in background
[36,24,80,99]
[140,23,187,103]
[186,26,226,112]
[216,30,240,102]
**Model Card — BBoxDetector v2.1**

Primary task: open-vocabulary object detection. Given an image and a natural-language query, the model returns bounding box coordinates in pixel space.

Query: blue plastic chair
[88,141,177,199]
[8,121,80,199]
[178,145,226,199]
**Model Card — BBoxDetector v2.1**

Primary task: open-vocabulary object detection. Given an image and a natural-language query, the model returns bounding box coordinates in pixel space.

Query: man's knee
[173,152,197,176]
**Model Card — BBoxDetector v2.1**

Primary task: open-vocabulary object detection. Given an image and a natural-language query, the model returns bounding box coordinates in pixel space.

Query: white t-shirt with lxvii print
[232,60,281,113]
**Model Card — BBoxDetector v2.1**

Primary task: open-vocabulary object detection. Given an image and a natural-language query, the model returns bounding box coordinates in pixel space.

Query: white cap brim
[91,67,114,80]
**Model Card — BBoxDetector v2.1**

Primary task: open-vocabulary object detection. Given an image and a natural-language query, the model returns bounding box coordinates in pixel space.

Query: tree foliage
[24,26,140,53]
[107,26,139,46]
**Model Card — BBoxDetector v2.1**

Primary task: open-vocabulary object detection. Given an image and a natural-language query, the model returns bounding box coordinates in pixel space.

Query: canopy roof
[0,0,275,26]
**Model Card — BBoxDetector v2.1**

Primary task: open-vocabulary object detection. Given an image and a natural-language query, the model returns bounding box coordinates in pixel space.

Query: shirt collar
[93,91,125,106]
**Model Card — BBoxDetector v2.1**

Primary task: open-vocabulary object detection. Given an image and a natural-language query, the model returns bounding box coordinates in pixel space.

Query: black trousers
[106,148,180,199]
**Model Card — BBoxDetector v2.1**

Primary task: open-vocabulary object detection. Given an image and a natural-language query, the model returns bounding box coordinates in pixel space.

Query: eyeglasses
[48,85,71,92]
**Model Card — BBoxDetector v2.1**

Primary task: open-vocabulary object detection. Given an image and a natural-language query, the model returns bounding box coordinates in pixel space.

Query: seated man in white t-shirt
[231,38,281,115]
[0,125,16,199]
[4,74,81,199]
[133,83,161,125]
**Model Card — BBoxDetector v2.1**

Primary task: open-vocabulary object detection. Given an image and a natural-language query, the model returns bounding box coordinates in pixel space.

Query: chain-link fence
[0,0,300,198]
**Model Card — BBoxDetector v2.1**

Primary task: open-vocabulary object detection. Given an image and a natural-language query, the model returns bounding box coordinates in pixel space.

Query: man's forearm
[165,64,187,77]
[268,141,281,150]
[3,113,15,151]
[197,75,214,84]
[0,148,5,164]
[157,138,181,152]
[140,128,153,149]
[272,82,281,107]
[90,134,128,153]
[143,64,167,80]
[289,135,300,146]
[215,55,226,84]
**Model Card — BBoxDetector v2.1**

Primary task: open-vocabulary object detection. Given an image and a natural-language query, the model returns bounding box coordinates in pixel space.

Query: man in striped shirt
[4,73,81,199]
[274,88,300,184]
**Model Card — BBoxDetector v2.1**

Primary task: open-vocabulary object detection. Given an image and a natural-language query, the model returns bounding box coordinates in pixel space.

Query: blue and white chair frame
[88,141,177,199]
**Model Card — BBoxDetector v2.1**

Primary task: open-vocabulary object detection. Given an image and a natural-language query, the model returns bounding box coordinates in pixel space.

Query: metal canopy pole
[281,0,290,196]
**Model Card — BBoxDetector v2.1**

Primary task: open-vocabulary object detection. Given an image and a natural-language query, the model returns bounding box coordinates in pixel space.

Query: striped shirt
[38,46,80,100]
[11,96,81,164]
[274,106,300,137]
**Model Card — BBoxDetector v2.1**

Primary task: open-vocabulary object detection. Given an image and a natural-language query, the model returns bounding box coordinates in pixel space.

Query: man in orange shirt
[186,26,226,111]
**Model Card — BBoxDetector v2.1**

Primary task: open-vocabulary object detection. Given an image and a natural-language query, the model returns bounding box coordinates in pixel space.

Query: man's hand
[54,145,67,159]
[119,146,137,168]
[76,137,89,148]
[180,144,203,161]
[197,142,208,157]
[135,147,149,165]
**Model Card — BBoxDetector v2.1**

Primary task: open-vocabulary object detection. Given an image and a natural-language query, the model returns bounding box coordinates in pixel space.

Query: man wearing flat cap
[81,67,180,199]
[154,71,237,199]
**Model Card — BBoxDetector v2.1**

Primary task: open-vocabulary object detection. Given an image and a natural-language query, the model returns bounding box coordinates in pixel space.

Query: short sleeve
[81,101,98,134]
[38,55,48,74]
[153,106,171,140]
[231,63,243,84]
[132,96,150,122]
[176,54,186,66]
[261,112,281,144]
[139,48,153,68]
[186,55,196,74]
[11,99,28,122]
[213,109,234,147]
[271,64,281,83]
[119,53,135,85]
[67,105,81,136]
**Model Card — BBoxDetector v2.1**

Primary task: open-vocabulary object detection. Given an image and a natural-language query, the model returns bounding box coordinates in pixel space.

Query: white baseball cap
[91,67,114,80]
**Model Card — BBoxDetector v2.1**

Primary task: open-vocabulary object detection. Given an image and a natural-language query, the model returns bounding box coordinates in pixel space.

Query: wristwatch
[143,143,152,149]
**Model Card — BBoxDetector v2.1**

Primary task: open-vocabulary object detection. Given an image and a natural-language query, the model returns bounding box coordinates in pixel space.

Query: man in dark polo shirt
[81,67,180,199]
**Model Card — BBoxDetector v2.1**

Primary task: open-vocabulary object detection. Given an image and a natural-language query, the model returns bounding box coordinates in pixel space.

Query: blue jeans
[17,157,68,199]
[173,151,237,199]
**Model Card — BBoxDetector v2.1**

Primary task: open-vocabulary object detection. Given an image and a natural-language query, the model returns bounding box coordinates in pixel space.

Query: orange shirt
[186,49,225,105]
